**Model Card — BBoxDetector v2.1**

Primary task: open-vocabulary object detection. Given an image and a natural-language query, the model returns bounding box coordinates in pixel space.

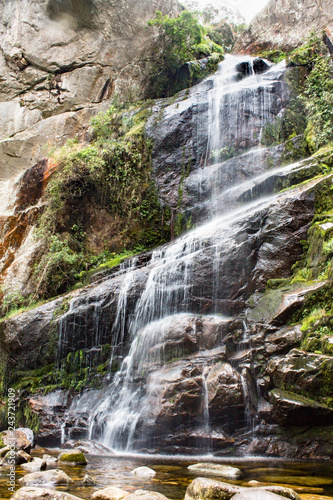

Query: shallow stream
[0,452,333,500]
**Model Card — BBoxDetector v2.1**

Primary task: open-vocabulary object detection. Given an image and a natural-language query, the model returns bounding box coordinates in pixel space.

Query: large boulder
[185,478,301,500]
[58,450,87,465]
[231,492,289,500]
[1,430,32,451]
[11,488,82,500]
[185,477,242,500]
[21,457,47,472]
[132,466,156,477]
[19,469,73,487]
[125,492,169,500]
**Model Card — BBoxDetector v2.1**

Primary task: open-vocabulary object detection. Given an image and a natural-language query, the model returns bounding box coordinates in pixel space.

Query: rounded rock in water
[131,466,156,477]
[188,463,242,479]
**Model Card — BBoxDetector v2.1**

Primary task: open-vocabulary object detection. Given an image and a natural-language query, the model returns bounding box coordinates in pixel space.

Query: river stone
[21,457,47,472]
[1,430,32,451]
[11,487,83,499]
[131,466,156,477]
[188,463,242,479]
[82,474,96,486]
[185,477,242,500]
[125,492,169,500]
[258,487,301,500]
[19,469,73,486]
[58,450,87,465]
[92,486,129,500]
[4,449,30,465]
[43,453,58,465]
[232,491,287,500]
[0,446,10,458]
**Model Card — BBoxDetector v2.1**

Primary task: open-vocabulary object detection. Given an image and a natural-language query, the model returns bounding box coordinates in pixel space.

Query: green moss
[266,278,291,289]
[59,451,87,465]
[53,298,71,318]
[254,49,287,63]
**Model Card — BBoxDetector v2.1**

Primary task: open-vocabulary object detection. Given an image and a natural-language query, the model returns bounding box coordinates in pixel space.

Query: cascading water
[60,55,312,454]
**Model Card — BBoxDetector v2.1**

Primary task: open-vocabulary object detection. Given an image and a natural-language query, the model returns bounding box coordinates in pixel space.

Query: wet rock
[206,363,245,427]
[92,487,129,500]
[268,349,333,406]
[264,326,302,356]
[258,487,301,500]
[236,59,270,77]
[270,388,333,426]
[147,67,288,215]
[21,457,47,472]
[188,463,242,479]
[185,478,301,500]
[0,446,10,458]
[58,450,87,465]
[125,492,169,500]
[185,477,242,500]
[19,469,73,487]
[62,439,114,455]
[3,449,30,465]
[132,466,156,477]
[232,491,287,500]
[43,453,58,465]
[82,474,96,486]
[253,59,271,74]
[11,487,83,499]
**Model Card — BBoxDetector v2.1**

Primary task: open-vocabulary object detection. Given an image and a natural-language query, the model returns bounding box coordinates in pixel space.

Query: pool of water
[0,451,333,499]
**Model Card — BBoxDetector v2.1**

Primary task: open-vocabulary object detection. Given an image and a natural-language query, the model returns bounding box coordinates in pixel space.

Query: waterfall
[60,54,302,453]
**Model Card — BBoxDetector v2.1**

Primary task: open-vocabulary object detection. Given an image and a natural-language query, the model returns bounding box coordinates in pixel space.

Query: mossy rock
[58,450,87,465]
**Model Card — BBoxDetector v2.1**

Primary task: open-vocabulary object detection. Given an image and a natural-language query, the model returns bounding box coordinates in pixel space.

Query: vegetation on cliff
[0,102,172,314]
[148,10,225,96]
[261,35,333,159]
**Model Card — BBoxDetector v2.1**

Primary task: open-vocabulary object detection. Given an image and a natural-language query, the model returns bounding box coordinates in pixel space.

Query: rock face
[0,0,179,296]
[235,0,333,54]
[1,54,333,458]
[0,0,179,111]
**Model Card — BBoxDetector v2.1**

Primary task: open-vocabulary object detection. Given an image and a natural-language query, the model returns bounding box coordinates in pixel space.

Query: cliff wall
[235,0,333,54]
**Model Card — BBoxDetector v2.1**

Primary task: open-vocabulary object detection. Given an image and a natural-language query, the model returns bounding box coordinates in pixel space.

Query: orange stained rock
[43,157,59,185]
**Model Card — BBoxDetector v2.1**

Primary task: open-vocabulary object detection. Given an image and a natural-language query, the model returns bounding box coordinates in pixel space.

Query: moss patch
[58,451,87,465]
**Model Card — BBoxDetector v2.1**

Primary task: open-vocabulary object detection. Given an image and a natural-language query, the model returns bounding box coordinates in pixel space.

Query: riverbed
[0,452,333,499]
